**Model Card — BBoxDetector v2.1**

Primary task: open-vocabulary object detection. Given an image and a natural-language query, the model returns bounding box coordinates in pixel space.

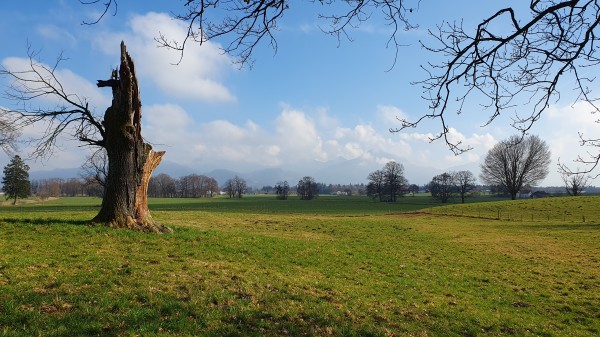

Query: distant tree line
[30,177,101,199]
[260,182,367,196]
[427,170,477,203]
[147,173,220,198]
[9,134,584,204]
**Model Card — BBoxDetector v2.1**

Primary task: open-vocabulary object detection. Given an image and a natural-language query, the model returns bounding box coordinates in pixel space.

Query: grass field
[0,195,599,336]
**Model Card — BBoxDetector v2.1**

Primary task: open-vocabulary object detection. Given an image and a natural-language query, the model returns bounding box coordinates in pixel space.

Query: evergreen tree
[2,155,31,205]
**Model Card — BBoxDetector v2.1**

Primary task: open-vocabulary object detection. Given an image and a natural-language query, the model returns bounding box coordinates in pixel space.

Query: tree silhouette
[480,135,551,200]
[297,176,318,200]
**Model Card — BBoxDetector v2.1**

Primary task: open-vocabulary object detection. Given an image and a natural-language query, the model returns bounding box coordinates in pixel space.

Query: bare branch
[0,108,20,154]
[81,1,417,67]
[558,162,591,195]
[80,0,118,25]
[0,47,106,159]
[80,148,108,187]
[319,0,419,70]
[399,0,600,155]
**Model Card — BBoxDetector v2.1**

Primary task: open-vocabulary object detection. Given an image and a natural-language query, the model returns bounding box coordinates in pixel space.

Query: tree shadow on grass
[0,289,384,337]
[520,223,600,231]
[0,217,89,226]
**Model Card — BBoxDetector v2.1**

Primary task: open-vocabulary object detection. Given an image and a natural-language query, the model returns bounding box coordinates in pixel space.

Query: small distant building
[531,191,550,198]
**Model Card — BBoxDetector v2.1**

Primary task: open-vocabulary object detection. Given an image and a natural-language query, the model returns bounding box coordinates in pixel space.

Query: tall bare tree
[224,175,247,199]
[452,170,476,203]
[1,42,170,233]
[275,180,290,200]
[480,135,551,200]
[80,149,108,188]
[149,173,177,198]
[297,176,319,200]
[428,172,455,203]
[383,161,408,202]
[366,169,386,202]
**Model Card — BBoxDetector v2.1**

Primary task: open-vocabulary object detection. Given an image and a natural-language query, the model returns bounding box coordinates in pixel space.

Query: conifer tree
[2,155,31,205]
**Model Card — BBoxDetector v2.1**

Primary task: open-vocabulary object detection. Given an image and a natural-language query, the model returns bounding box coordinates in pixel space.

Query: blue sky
[1,1,596,186]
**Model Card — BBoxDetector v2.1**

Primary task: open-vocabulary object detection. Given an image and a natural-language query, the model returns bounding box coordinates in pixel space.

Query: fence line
[428,209,596,223]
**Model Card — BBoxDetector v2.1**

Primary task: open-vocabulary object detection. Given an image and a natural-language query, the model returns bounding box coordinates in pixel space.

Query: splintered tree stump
[134,148,171,232]
[91,41,171,233]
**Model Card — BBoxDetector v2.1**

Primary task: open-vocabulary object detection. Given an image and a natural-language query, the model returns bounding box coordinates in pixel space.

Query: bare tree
[452,170,476,203]
[275,180,289,200]
[149,173,177,198]
[80,149,108,188]
[224,176,247,199]
[224,178,235,199]
[297,176,319,200]
[366,161,408,202]
[34,178,63,200]
[480,135,551,200]
[560,170,590,196]
[1,42,170,233]
[366,169,386,202]
[205,176,219,197]
[233,176,247,198]
[428,172,455,203]
[383,161,408,202]
[63,178,84,197]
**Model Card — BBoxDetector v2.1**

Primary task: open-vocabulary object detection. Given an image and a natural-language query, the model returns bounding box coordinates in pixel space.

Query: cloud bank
[93,12,235,102]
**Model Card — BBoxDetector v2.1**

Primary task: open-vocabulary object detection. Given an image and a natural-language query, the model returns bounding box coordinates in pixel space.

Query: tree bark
[91,41,171,233]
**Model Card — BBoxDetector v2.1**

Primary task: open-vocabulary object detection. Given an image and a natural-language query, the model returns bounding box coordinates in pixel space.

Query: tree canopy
[367,161,408,202]
[480,135,551,200]
[297,176,319,200]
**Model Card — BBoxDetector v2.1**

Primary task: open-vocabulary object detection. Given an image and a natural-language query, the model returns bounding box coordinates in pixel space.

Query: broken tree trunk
[92,41,171,233]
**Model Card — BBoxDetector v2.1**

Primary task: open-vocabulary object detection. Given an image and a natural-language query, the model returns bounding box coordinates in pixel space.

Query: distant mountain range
[28,158,479,188]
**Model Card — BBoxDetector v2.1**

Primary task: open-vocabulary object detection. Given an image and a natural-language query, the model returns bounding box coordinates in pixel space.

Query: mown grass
[0,195,599,336]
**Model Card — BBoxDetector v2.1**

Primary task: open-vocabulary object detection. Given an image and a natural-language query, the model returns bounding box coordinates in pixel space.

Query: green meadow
[0,195,599,336]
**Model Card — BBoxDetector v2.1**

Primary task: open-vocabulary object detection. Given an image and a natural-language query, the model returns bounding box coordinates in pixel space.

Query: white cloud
[36,24,77,47]
[276,107,328,162]
[538,102,600,184]
[10,99,505,184]
[93,12,235,102]
[140,104,419,174]
[376,104,408,127]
